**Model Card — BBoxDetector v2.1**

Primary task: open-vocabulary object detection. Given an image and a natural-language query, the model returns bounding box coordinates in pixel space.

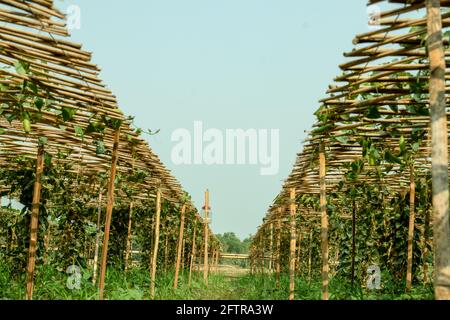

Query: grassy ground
[0,262,434,300]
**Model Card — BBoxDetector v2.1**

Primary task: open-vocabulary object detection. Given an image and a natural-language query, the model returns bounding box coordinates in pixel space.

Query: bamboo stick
[406,165,416,291]
[351,199,357,288]
[289,188,297,301]
[98,128,120,300]
[320,144,329,301]
[150,189,162,299]
[269,222,274,272]
[174,204,186,289]
[427,0,450,300]
[188,225,197,286]
[124,201,134,272]
[203,189,209,285]
[92,191,102,284]
[276,207,282,289]
[25,144,44,300]
[308,230,313,283]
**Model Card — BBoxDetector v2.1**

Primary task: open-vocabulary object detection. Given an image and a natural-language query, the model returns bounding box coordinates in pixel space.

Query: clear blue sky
[62,0,369,239]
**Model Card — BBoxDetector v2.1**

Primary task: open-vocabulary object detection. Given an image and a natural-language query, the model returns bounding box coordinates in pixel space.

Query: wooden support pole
[98,128,120,301]
[296,232,302,275]
[150,189,162,299]
[215,249,219,272]
[319,144,329,301]
[260,233,264,274]
[351,199,356,288]
[406,165,416,291]
[125,151,135,273]
[174,204,186,289]
[203,189,209,285]
[92,191,102,284]
[427,0,450,300]
[289,188,297,301]
[25,144,45,300]
[164,233,169,272]
[269,222,274,272]
[424,207,431,284]
[276,207,282,289]
[189,225,197,286]
[181,238,186,274]
[124,201,134,272]
[308,230,313,283]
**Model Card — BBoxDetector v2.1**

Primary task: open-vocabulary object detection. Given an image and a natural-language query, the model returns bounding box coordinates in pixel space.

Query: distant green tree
[217,232,252,254]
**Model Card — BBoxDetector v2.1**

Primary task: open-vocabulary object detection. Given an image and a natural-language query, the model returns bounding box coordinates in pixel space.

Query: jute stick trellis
[0,0,218,300]
[250,0,450,300]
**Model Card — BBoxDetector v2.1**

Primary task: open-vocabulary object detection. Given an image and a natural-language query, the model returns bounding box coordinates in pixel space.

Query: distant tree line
[216,232,252,254]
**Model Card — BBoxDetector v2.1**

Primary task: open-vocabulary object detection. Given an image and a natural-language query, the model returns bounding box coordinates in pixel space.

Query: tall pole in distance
[150,188,162,299]
[289,188,297,301]
[426,0,450,300]
[203,189,210,285]
[174,204,186,289]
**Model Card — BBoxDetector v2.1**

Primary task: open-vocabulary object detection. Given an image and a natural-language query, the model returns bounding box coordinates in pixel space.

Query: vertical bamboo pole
[181,238,186,274]
[124,201,134,272]
[319,144,329,300]
[189,225,197,286]
[124,152,135,273]
[150,189,162,299]
[25,144,45,300]
[296,232,302,274]
[276,207,282,289]
[164,234,169,272]
[269,222,274,273]
[260,232,264,274]
[98,129,120,300]
[215,249,219,272]
[210,249,216,273]
[406,165,416,291]
[203,189,209,285]
[427,0,450,300]
[351,199,356,288]
[308,229,313,283]
[424,207,431,284]
[289,188,297,301]
[92,191,103,284]
[174,204,186,289]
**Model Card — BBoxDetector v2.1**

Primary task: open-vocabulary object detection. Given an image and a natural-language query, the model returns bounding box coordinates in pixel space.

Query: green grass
[232,273,434,300]
[0,262,434,300]
[0,262,233,300]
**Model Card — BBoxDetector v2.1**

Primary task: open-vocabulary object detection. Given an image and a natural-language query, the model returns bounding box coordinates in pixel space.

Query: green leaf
[34,98,44,110]
[62,107,77,122]
[94,140,106,155]
[74,125,84,139]
[6,113,16,124]
[384,150,402,164]
[399,135,406,154]
[366,106,381,119]
[28,82,38,94]
[38,136,48,146]
[14,60,30,75]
